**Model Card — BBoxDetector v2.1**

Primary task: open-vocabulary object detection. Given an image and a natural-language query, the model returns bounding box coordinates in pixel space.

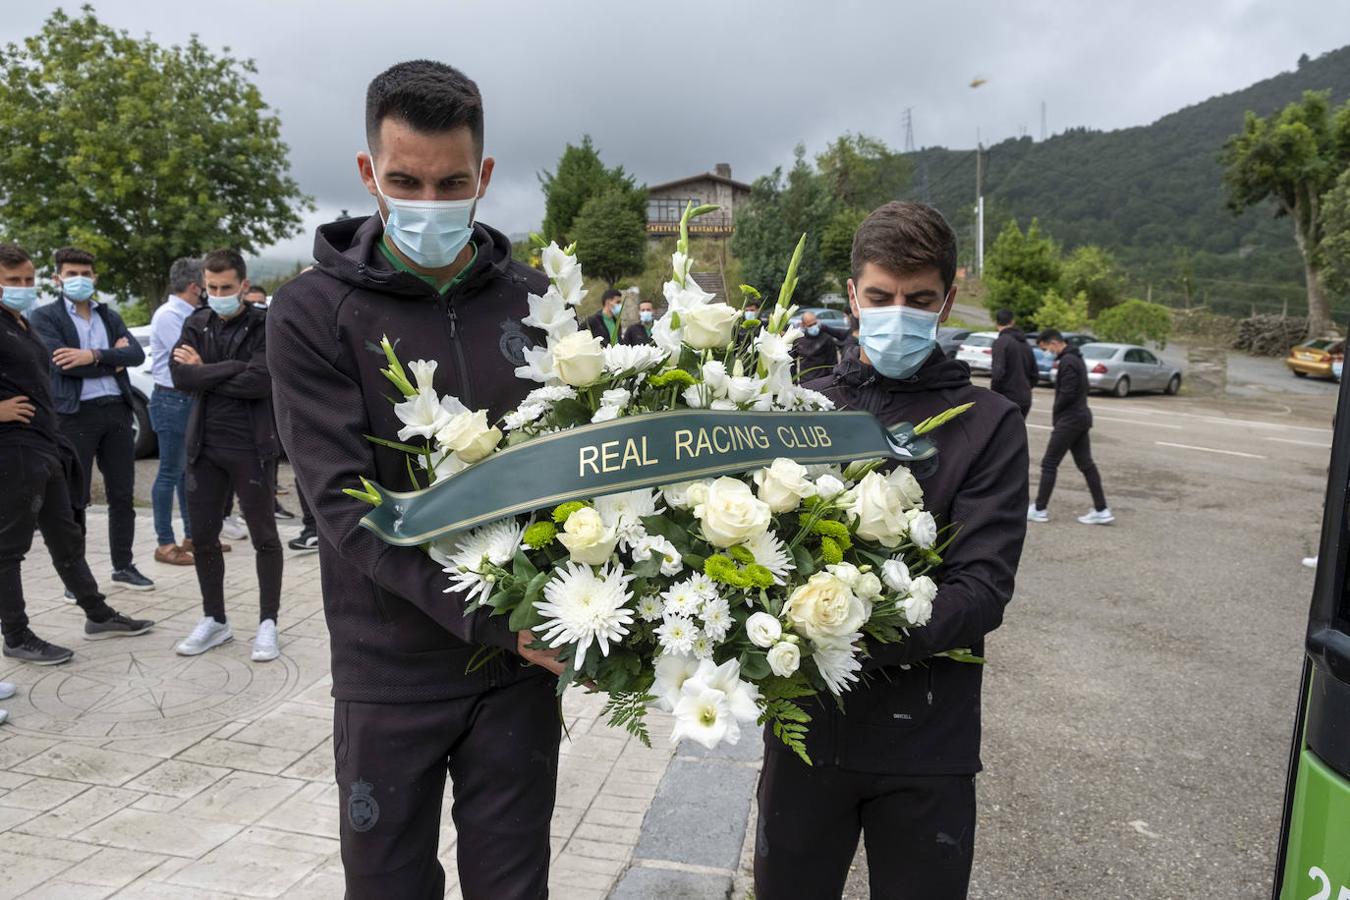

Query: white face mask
[371,162,482,269]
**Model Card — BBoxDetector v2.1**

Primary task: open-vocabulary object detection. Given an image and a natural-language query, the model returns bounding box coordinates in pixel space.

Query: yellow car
[1286,338,1345,379]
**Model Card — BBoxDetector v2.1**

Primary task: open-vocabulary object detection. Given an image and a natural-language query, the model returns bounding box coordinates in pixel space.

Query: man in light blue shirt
[147,257,204,566]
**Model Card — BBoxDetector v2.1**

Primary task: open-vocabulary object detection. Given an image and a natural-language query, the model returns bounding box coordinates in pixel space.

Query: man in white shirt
[147,257,204,566]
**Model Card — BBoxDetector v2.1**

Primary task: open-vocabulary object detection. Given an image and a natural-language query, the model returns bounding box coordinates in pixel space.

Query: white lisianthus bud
[552,331,606,387]
[767,641,801,677]
[906,509,939,550]
[881,558,912,595]
[746,611,783,648]
[854,572,883,602]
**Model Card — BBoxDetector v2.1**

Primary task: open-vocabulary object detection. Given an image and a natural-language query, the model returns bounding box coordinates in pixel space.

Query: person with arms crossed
[171,249,283,663]
[30,247,155,591]
[989,307,1039,418]
[267,60,565,899]
[0,243,155,666]
[754,203,1030,899]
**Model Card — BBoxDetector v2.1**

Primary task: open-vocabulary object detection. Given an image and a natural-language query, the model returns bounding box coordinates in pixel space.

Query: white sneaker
[0,682,15,701]
[1027,504,1049,523]
[1303,556,1319,569]
[0,710,7,726]
[221,516,248,541]
[252,619,279,662]
[176,617,233,656]
[1077,508,1116,525]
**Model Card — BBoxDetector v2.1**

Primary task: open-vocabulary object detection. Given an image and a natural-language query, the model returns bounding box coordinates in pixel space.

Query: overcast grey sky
[3,0,1346,260]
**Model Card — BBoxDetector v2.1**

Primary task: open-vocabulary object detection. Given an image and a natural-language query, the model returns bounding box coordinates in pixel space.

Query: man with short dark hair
[31,247,154,591]
[268,59,564,898]
[0,242,155,665]
[1029,329,1113,525]
[754,201,1029,899]
[171,249,283,663]
[587,287,624,345]
[622,297,656,345]
[148,256,204,566]
[791,310,843,381]
[243,285,268,305]
[990,307,1038,418]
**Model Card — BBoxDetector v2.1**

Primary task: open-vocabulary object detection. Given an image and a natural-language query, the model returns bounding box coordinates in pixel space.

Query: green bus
[1274,393,1350,898]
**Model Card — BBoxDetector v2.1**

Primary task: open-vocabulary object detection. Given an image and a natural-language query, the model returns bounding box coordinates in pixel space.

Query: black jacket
[267,215,550,703]
[171,304,276,463]
[29,300,144,415]
[793,330,842,381]
[990,327,1038,411]
[787,346,1029,775]
[0,309,65,453]
[1052,346,1093,429]
[622,321,653,345]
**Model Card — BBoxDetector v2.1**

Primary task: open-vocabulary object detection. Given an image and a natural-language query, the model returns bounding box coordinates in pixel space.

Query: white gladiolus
[394,389,464,443]
[522,289,579,339]
[671,682,734,748]
[515,344,559,384]
[408,359,438,393]
[653,652,701,712]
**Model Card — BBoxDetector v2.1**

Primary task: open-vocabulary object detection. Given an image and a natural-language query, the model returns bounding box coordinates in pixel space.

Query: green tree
[1034,289,1091,332]
[815,133,913,211]
[1222,90,1350,335]
[1322,168,1350,303]
[731,147,832,305]
[539,135,645,245]
[820,206,867,288]
[983,219,1061,327]
[0,6,311,307]
[572,189,647,286]
[1095,299,1173,348]
[1061,245,1125,317]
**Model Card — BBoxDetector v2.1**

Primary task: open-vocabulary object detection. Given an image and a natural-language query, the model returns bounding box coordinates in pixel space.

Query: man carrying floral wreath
[754,202,1030,899]
[267,60,564,899]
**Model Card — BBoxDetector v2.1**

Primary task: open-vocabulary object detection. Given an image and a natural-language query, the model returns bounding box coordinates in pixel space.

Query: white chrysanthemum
[744,531,794,586]
[655,615,698,655]
[594,489,661,547]
[603,343,668,374]
[431,520,524,606]
[502,402,546,431]
[525,385,578,404]
[536,562,636,669]
[698,595,733,642]
[660,581,702,618]
[636,594,664,622]
[812,638,863,695]
[775,385,836,411]
[690,634,714,660]
[688,572,718,600]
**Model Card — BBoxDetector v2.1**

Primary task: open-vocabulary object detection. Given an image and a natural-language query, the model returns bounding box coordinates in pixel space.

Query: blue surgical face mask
[856,298,945,380]
[640,310,654,324]
[208,294,242,318]
[372,163,481,269]
[744,309,758,321]
[1,285,38,314]
[806,324,821,337]
[62,275,95,302]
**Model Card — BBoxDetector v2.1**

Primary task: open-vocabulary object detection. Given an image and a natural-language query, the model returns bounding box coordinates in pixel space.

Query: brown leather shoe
[180,539,229,554]
[154,544,195,566]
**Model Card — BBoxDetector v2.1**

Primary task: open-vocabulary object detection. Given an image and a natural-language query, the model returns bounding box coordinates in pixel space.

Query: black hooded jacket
[990,326,1038,411]
[1052,345,1093,429]
[267,216,550,703]
[791,346,1029,775]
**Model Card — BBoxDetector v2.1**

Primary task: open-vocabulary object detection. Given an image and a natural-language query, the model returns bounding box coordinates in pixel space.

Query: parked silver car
[1052,342,1182,397]
[127,325,157,457]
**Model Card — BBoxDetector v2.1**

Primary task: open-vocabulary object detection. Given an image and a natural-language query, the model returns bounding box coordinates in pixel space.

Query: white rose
[753,458,817,514]
[783,572,869,645]
[815,473,847,500]
[435,410,501,463]
[847,472,909,548]
[900,576,937,626]
[682,303,742,350]
[693,477,772,548]
[906,509,938,549]
[556,507,619,565]
[881,558,912,595]
[767,641,801,677]
[887,466,925,509]
[745,611,783,648]
[854,572,883,602]
[552,331,605,387]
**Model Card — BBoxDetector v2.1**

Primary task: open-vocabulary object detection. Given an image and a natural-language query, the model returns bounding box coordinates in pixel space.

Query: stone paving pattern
[0,509,761,899]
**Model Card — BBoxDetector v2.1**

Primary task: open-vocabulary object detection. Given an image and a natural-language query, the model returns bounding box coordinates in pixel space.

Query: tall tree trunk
[1305,259,1333,336]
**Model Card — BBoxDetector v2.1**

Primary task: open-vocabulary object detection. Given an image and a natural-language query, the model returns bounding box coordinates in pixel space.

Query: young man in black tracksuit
[0,243,154,666]
[1028,329,1113,525]
[989,307,1038,418]
[171,249,283,663]
[755,202,1029,899]
[267,61,563,900]
[622,298,656,345]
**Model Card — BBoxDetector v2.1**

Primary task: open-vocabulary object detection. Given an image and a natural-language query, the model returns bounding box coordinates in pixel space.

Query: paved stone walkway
[0,507,764,899]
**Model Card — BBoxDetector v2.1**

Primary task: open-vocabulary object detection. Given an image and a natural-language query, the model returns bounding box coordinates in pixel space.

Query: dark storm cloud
[3,0,1345,258]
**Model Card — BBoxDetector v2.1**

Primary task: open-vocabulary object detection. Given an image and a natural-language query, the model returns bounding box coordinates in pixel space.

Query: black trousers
[0,445,109,640]
[297,485,315,532]
[1034,422,1107,511]
[334,675,561,899]
[755,751,976,900]
[186,446,282,623]
[59,398,137,570]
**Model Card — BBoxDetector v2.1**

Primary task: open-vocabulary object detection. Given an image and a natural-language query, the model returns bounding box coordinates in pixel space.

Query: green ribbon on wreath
[359,409,933,546]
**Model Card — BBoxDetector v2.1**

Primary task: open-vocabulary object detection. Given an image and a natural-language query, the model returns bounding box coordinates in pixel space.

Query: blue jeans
[149,388,193,546]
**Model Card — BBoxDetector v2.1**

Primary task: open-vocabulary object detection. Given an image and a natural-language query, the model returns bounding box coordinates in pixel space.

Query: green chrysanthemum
[819,536,844,565]
[744,564,775,589]
[705,554,751,588]
[812,519,853,550]
[523,521,557,549]
[552,501,587,524]
[648,369,697,389]
[728,545,755,565]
